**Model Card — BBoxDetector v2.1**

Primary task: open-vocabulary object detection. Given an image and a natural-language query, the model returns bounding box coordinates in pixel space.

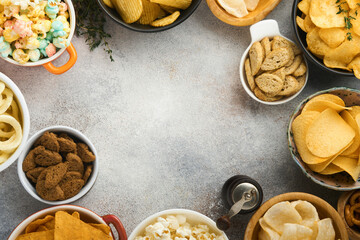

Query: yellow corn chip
[72,212,80,219]
[25,215,54,234]
[16,230,54,240]
[36,225,49,232]
[151,11,180,27]
[89,224,112,235]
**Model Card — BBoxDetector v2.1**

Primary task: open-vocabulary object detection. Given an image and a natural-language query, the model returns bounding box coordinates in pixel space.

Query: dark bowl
[291,0,354,77]
[98,0,202,32]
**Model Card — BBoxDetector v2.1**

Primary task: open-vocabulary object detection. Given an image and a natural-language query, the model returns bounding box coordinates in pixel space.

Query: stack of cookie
[245,36,307,102]
[22,132,95,201]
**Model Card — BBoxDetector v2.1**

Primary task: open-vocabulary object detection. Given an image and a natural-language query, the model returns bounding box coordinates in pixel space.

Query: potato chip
[54,211,112,240]
[316,218,335,240]
[25,215,54,233]
[332,156,360,181]
[150,0,191,10]
[296,16,307,33]
[340,110,360,155]
[138,0,161,25]
[159,4,178,13]
[319,163,344,175]
[348,106,360,119]
[324,33,360,70]
[307,151,345,173]
[306,28,331,57]
[263,201,302,234]
[348,56,360,79]
[279,223,313,240]
[346,0,360,9]
[309,0,347,28]
[350,9,360,36]
[258,218,281,240]
[16,230,54,240]
[292,111,329,165]
[298,0,310,15]
[111,0,143,24]
[306,94,345,106]
[150,11,180,27]
[302,100,349,113]
[103,0,114,8]
[318,28,346,49]
[306,108,355,158]
[290,200,319,223]
[304,15,316,32]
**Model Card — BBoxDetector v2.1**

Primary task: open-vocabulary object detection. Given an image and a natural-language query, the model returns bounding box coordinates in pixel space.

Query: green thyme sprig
[72,0,114,61]
[344,16,356,40]
[336,1,349,14]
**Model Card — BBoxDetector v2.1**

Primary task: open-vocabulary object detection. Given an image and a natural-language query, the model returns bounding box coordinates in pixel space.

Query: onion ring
[345,204,354,227]
[0,88,13,115]
[0,122,15,138]
[0,115,22,151]
[350,192,360,205]
[0,151,10,164]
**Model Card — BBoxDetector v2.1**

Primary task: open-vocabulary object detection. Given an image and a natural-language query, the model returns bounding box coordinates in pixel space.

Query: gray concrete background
[0,0,359,239]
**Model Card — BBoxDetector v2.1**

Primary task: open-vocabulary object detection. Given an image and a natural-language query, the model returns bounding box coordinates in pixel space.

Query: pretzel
[345,204,354,227]
[350,203,360,226]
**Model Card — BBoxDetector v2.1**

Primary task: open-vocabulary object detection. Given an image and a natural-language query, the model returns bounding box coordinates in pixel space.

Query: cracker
[245,58,256,91]
[278,76,299,96]
[293,61,307,77]
[255,73,284,97]
[249,41,264,75]
[261,48,292,71]
[34,132,59,152]
[261,37,271,57]
[284,55,302,75]
[253,87,282,102]
[77,143,96,163]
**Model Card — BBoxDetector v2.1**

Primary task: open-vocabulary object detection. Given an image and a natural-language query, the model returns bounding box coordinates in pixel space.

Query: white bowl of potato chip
[288,88,360,191]
[128,209,228,240]
[0,72,30,173]
[244,192,348,240]
[239,19,308,105]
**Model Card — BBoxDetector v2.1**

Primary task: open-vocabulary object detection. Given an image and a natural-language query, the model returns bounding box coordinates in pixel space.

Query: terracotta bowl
[206,0,283,26]
[288,87,360,191]
[244,192,348,240]
[337,190,360,239]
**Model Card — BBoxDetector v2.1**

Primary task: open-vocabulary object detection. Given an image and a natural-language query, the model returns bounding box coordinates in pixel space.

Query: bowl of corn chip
[98,0,202,32]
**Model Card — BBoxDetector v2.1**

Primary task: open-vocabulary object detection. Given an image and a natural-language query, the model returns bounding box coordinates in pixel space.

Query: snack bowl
[128,209,228,240]
[244,192,348,240]
[291,0,354,77]
[0,0,77,75]
[97,0,202,32]
[239,19,308,105]
[206,0,282,26]
[17,125,98,205]
[338,190,360,239]
[288,87,360,191]
[7,204,127,239]
[0,72,30,173]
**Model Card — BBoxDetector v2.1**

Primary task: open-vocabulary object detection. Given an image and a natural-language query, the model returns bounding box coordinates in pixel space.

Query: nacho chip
[150,11,180,27]
[150,0,191,10]
[89,224,112,235]
[341,110,360,155]
[138,0,161,25]
[318,28,346,49]
[263,201,302,234]
[306,108,355,158]
[111,0,143,24]
[25,215,54,234]
[44,219,55,230]
[16,230,54,240]
[332,156,360,181]
[309,0,348,28]
[72,211,80,219]
[36,225,49,232]
[54,211,112,240]
[306,28,332,57]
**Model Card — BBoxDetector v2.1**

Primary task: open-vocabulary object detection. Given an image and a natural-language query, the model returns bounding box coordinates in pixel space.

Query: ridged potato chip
[306,108,355,158]
[111,0,143,23]
[151,11,180,27]
[309,0,348,28]
[150,0,191,10]
[138,0,161,25]
[318,28,346,49]
[103,0,114,8]
[160,4,179,13]
[306,28,331,58]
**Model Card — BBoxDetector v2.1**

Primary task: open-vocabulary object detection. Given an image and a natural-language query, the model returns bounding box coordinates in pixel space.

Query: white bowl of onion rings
[0,72,30,173]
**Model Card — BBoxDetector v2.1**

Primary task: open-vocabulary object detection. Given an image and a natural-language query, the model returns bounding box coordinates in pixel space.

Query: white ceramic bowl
[0,72,30,173]
[239,19,309,105]
[128,209,229,240]
[17,126,98,205]
[8,205,127,240]
[0,0,77,75]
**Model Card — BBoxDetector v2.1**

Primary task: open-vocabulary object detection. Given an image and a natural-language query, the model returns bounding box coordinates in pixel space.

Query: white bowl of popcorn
[128,209,229,240]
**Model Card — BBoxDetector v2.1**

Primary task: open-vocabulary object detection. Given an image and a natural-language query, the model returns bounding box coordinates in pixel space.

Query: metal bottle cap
[232,182,260,211]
